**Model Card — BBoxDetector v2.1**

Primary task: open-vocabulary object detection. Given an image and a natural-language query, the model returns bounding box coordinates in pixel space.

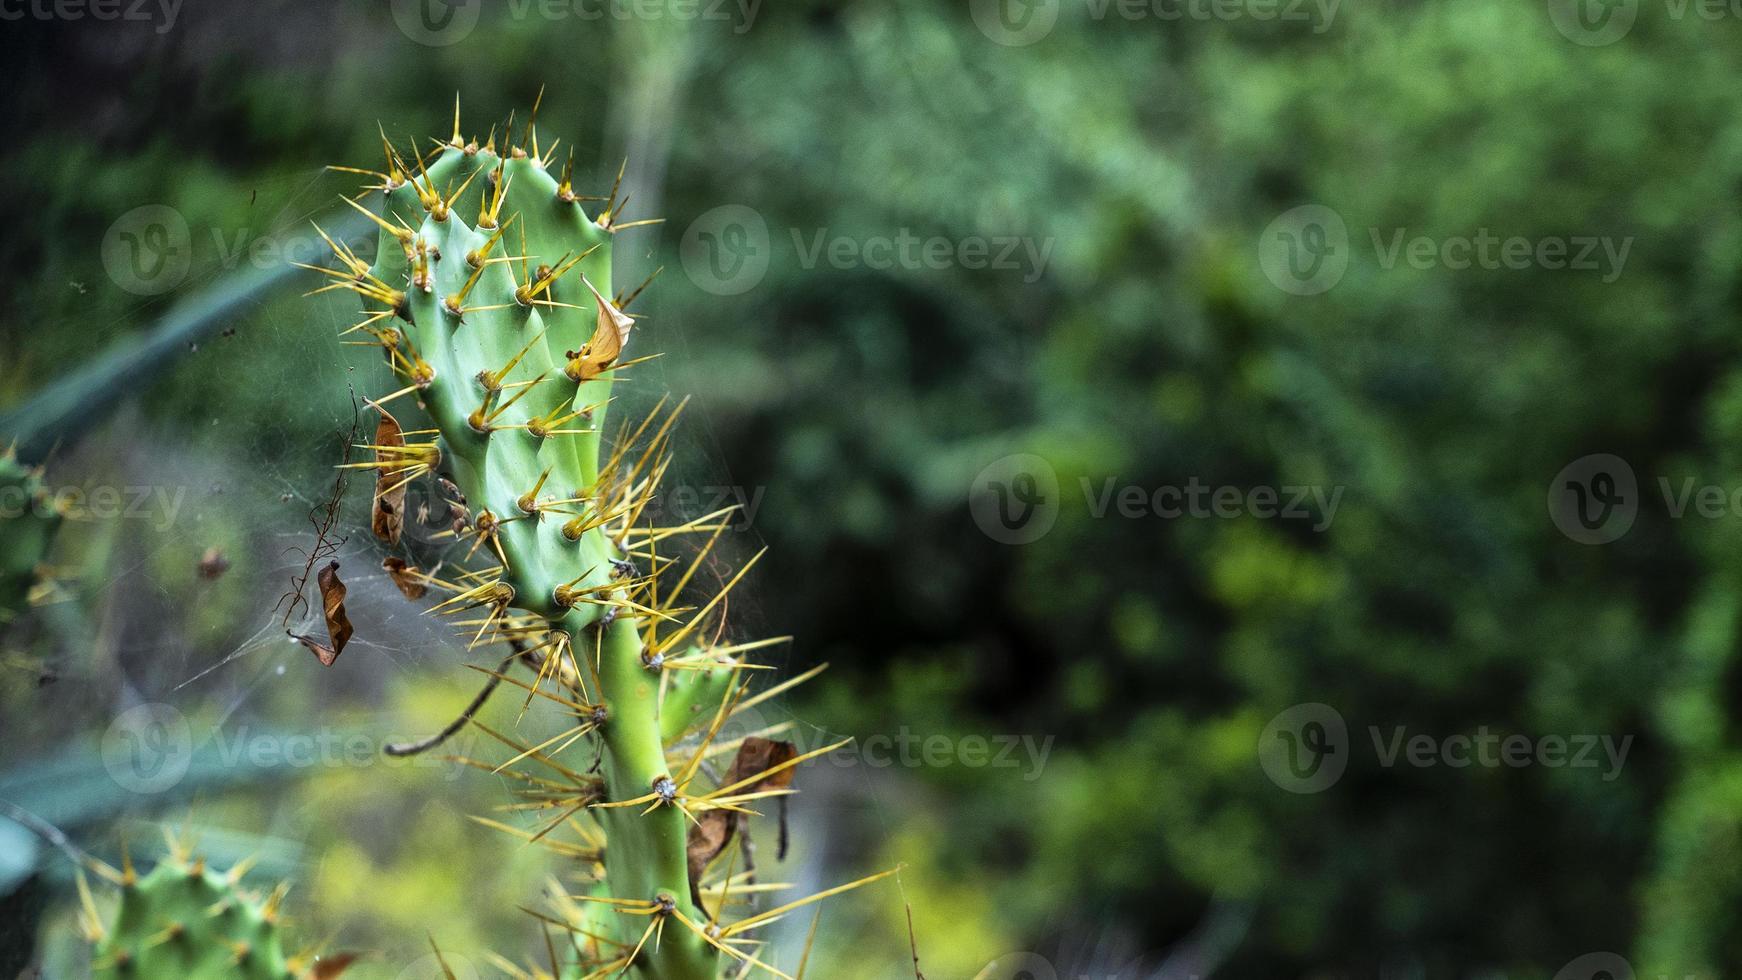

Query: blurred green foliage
[4,0,1742,976]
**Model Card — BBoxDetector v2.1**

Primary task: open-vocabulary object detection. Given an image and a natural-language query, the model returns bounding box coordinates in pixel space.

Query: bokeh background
[2,0,1739,976]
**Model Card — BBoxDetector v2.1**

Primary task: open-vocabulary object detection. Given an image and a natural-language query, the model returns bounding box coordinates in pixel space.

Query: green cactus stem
[0,446,61,621]
[84,846,346,980]
[309,99,889,979]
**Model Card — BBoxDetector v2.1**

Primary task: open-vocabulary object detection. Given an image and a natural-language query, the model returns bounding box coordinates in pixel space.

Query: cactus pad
[0,446,59,620]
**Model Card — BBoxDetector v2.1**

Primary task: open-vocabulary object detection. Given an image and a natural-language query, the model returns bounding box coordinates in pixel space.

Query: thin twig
[906,900,927,979]
[384,650,518,756]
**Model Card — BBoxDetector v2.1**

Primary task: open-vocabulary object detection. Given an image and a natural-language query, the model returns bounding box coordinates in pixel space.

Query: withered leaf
[566,275,634,382]
[382,556,428,600]
[728,735,800,791]
[293,561,353,666]
[308,952,359,978]
[370,406,407,546]
[686,737,798,889]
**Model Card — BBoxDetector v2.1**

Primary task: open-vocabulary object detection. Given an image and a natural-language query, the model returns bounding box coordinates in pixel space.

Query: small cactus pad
[0,447,59,619]
[89,853,324,980]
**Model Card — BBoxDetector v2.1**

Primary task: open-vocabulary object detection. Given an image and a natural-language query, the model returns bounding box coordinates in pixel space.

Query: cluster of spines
[79,831,347,979]
[308,96,890,979]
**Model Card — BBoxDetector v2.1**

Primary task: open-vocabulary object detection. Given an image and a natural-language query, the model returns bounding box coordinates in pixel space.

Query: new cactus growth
[79,840,347,979]
[0,446,60,620]
[305,99,888,978]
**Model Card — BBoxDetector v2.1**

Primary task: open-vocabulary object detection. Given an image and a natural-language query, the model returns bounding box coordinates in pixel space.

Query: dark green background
[2,0,1739,976]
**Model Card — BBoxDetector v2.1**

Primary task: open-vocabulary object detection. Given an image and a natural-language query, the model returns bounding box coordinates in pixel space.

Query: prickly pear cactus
[0,446,59,620]
[82,849,340,980]
[307,100,887,979]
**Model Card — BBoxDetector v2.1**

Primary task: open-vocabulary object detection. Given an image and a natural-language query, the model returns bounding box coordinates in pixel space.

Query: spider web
[2,153,927,978]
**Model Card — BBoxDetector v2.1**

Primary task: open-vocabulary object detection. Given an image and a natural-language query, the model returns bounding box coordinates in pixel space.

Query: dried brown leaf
[566,276,633,382]
[308,952,360,978]
[383,556,428,600]
[370,406,406,546]
[686,737,798,887]
[293,560,353,666]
